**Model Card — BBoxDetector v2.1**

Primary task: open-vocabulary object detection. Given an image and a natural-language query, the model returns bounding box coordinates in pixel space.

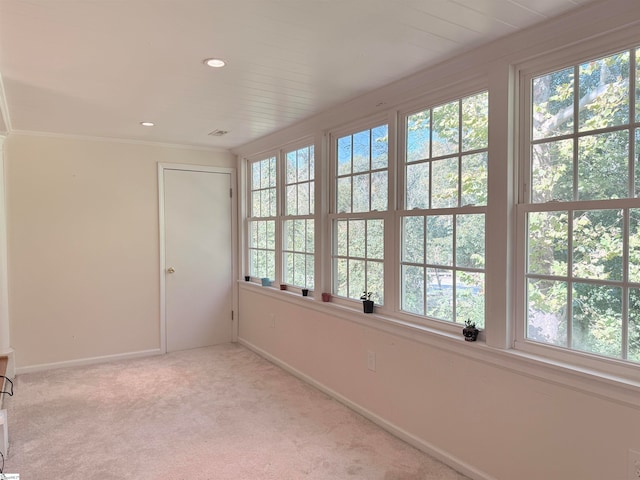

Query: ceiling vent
[208,129,229,137]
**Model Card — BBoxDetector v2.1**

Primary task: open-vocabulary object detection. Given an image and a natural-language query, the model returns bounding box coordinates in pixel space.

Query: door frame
[158,163,238,354]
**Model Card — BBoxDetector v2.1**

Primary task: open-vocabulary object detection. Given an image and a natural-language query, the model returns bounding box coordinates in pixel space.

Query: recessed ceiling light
[140,121,155,127]
[204,58,226,68]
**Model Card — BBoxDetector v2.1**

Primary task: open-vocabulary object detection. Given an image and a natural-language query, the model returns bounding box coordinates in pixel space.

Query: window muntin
[248,156,277,280]
[523,47,640,364]
[283,145,315,289]
[332,124,388,304]
[401,92,488,327]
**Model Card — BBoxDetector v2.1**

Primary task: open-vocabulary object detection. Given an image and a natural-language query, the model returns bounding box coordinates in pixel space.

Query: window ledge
[239,281,640,410]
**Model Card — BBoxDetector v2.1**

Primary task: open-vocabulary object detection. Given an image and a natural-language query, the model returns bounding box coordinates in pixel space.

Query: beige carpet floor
[3,344,469,479]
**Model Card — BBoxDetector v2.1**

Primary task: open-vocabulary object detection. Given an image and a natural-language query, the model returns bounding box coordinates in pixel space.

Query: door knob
[167,267,175,274]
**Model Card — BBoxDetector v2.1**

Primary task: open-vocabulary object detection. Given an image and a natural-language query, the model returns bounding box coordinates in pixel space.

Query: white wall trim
[0,136,12,378]
[8,129,230,153]
[238,337,496,480]
[15,348,162,375]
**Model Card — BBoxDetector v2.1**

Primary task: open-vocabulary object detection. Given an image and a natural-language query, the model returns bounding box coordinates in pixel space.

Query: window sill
[239,281,640,410]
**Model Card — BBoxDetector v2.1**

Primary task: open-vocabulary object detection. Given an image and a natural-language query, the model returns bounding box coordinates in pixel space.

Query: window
[332,124,388,304]
[400,92,488,327]
[520,47,640,364]
[248,156,276,280]
[283,145,315,289]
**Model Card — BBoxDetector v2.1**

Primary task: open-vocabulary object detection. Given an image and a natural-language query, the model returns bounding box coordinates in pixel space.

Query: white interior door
[162,167,233,352]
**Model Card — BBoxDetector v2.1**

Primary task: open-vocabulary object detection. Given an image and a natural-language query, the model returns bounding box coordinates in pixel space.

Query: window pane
[407,110,430,162]
[578,131,629,201]
[426,268,453,321]
[349,220,366,258]
[426,215,453,266]
[578,51,629,131]
[352,174,370,212]
[297,148,309,182]
[629,288,640,362]
[456,271,484,328]
[406,162,430,209]
[251,190,261,217]
[337,177,351,213]
[338,136,352,175]
[252,162,261,189]
[631,209,640,283]
[572,209,623,281]
[266,220,275,249]
[286,185,296,215]
[402,265,424,315]
[367,219,384,260]
[305,253,315,290]
[527,211,568,276]
[431,157,458,208]
[456,214,485,269]
[527,279,567,347]
[402,216,424,264]
[297,183,310,215]
[372,125,388,170]
[349,259,365,300]
[353,130,370,173]
[371,171,387,211]
[531,139,573,203]
[336,220,348,256]
[432,101,459,157]
[462,92,488,152]
[532,66,574,140]
[461,152,487,206]
[286,151,297,184]
[572,283,622,358]
[306,219,314,252]
[367,261,384,305]
[336,258,348,297]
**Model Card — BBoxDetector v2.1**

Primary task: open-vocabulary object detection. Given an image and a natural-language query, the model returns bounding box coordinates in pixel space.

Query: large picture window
[400,92,488,327]
[521,47,640,364]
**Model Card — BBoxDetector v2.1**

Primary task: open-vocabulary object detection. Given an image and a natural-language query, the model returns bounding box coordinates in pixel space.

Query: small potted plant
[361,291,374,313]
[462,319,479,342]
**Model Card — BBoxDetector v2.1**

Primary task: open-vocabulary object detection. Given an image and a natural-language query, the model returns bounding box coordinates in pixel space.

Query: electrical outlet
[628,449,640,479]
[269,313,275,328]
[367,351,376,372]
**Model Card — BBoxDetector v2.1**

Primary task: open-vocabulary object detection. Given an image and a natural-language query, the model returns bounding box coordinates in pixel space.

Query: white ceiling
[0,0,594,151]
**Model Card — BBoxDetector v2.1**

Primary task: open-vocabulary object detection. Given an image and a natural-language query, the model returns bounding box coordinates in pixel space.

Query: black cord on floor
[0,377,12,397]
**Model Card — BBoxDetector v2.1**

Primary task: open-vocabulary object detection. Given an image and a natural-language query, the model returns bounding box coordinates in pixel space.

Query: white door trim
[158,163,238,354]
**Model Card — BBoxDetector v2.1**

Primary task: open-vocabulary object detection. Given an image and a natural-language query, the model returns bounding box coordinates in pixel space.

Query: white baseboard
[15,348,163,375]
[238,337,496,480]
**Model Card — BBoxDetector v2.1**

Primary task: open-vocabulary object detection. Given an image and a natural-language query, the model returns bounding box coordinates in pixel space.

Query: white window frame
[281,139,316,291]
[246,153,278,282]
[514,33,640,383]
[327,114,395,310]
[397,91,489,328]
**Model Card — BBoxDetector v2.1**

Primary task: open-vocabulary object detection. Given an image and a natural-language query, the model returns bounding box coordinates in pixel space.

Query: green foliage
[527,47,640,363]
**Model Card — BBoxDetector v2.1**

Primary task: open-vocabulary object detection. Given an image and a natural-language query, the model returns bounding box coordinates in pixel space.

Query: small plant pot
[463,326,479,342]
[244,275,250,281]
[301,288,309,297]
[362,300,374,313]
[321,293,331,302]
[279,284,287,291]
[261,278,271,287]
